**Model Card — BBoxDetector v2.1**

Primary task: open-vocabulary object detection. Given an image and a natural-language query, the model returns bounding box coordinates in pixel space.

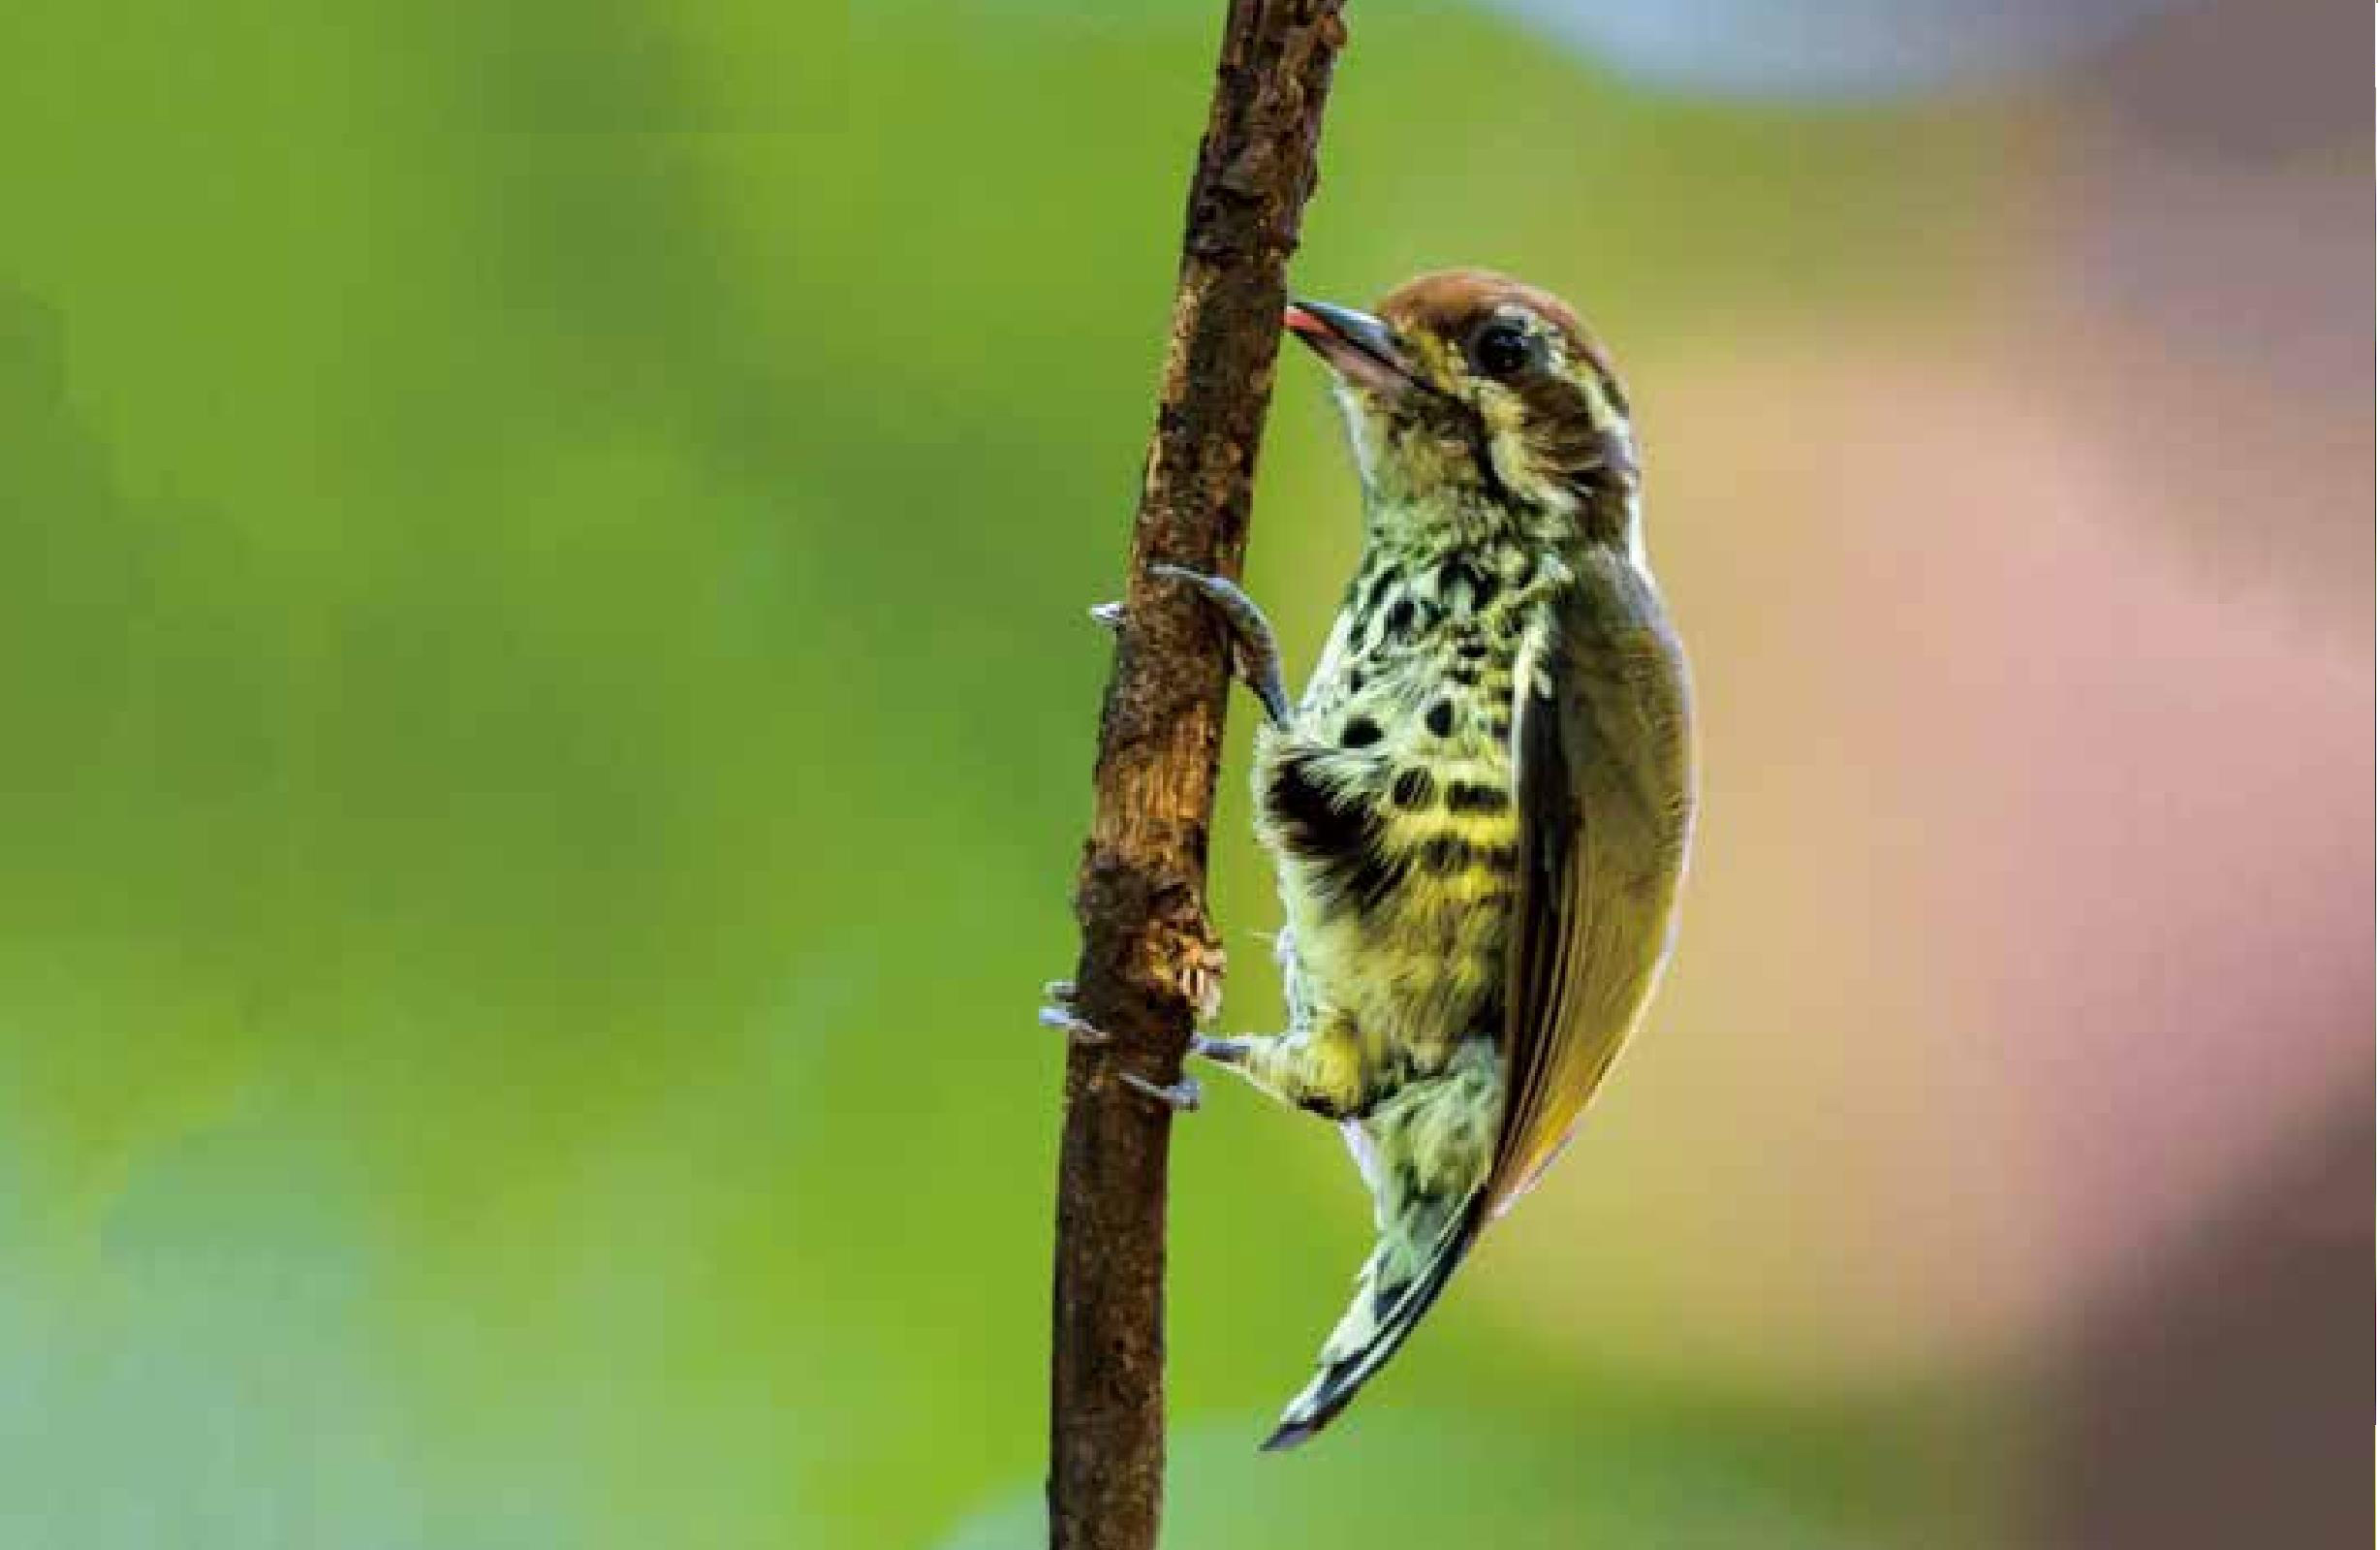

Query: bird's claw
[1147,562,1228,597]
[1039,1004,1111,1047]
[1147,564,1292,728]
[1191,1033,1248,1066]
[1120,1071,1202,1112]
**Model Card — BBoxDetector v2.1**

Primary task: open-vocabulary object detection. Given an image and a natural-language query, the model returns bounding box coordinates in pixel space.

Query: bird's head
[1286,269,1637,544]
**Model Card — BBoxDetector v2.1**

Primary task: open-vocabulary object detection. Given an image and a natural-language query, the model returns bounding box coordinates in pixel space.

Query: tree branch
[1047,3,1348,1546]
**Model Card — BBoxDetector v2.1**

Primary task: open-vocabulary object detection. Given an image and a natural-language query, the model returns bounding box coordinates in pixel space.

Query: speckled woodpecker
[1046,269,1695,1449]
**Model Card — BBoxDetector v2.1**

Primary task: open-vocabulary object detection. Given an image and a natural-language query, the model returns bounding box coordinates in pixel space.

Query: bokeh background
[0,1,2367,1546]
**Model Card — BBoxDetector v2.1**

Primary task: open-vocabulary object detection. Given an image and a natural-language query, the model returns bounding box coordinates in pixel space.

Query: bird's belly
[1259,667,1522,1077]
[1292,864,1511,1065]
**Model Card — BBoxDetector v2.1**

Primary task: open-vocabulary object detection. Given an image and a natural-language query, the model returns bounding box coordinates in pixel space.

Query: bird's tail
[1262,1186,1488,1451]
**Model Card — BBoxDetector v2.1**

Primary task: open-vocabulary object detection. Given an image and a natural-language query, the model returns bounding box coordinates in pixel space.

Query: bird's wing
[1488,554,1694,1213]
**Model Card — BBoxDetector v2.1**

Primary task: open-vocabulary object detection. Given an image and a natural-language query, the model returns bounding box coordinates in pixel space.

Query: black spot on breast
[1440,558,1499,615]
[1438,560,1481,613]
[1391,767,1435,811]
[1362,567,1399,615]
[1267,750,1363,862]
[1383,599,1416,639]
[1445,780,1507,813]
[1425,699,1456,737]
[1345,668,1365,694]
[1268,748,1404,913]
[1418,836,1473,873]
[1344,847,1408,913]
[1456,640,1489,661]
[1340,716,1381,748]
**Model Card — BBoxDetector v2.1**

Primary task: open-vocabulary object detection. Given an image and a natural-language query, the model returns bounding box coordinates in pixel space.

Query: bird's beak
[1285,299,1417,399]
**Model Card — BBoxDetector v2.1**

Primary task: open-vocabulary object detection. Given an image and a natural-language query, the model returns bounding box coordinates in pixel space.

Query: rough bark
[1047,3,1348,1547]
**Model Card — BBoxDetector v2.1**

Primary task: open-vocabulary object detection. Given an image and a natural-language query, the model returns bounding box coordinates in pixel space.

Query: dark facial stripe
[1584,351,1630,419]
[1462,413,1517,506]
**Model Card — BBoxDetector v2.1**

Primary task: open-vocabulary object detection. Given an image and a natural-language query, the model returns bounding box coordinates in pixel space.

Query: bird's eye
[1469,321,1537,380]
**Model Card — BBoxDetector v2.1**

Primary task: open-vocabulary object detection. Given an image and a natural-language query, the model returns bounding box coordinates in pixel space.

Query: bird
[1149,269,1697,1448]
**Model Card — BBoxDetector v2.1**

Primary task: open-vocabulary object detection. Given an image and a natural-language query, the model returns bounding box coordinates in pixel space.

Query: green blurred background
[0,1,2367,1546]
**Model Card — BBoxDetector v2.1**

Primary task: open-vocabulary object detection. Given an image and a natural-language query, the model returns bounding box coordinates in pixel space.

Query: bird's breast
[1257,546,1555,1067]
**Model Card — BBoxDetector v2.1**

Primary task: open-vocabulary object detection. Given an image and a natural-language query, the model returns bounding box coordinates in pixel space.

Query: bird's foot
[1147,564,1292,728]
[1045,975,1209,1110]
